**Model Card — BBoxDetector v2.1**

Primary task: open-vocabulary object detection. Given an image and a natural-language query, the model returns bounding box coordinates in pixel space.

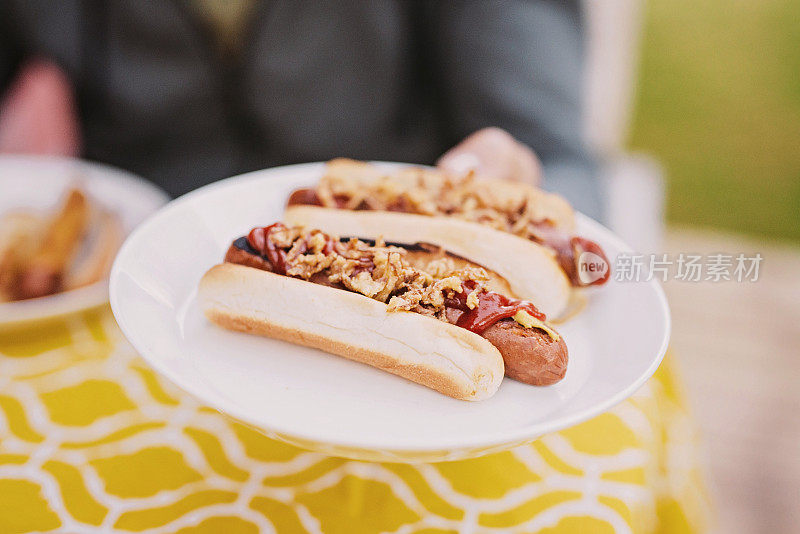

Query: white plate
[110,162,670,462]
[0,156,168,327]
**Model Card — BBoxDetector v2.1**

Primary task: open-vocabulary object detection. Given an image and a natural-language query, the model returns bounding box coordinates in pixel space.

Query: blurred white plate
[110,162,670,462]
[0,156,168,327]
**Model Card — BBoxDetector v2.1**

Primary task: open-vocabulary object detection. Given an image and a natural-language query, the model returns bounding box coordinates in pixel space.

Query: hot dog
[199,223,568,401]
[285,159,610,318]
[15,188,89,299]
[0,187,124,302]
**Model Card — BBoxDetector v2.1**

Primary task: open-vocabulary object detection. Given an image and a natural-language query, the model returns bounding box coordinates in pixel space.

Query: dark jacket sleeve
[426,0,604,220]
[0,2,22,93]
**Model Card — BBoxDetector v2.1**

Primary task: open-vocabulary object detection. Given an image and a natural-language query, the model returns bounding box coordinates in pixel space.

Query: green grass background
[628,0,800,242]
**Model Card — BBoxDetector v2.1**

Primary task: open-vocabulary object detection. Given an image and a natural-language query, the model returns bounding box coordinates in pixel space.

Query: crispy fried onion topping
[265,225,489,318]
[316,161,576,239]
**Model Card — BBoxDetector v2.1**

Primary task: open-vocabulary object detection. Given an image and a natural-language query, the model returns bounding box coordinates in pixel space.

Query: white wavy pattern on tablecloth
[0,311,708,533]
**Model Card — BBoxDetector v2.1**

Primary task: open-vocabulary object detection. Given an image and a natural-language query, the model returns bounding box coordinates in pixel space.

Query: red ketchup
[445,281,546,335]
[570,236,610,285]
[247,223,289,274]
[530,223,610,287]
[246,223,338,276]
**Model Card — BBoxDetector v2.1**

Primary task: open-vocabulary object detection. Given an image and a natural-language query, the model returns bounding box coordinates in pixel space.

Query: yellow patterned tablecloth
[0,307,710,533]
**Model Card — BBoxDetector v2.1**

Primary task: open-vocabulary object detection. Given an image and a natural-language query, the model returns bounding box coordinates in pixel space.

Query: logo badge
[577,251,609,285]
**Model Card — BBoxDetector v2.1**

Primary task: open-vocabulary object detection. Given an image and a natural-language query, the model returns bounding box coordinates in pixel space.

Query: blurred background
[1,1,798,531]
[614,1,799,531]
[631,0,799,243]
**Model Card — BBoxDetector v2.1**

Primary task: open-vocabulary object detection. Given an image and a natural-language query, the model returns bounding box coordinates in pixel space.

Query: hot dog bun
[284,205,571,318]
[324,158,577,231]
[199,262,505,401]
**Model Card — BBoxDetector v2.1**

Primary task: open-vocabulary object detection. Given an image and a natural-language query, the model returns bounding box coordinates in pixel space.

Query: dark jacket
[0,1,602,219]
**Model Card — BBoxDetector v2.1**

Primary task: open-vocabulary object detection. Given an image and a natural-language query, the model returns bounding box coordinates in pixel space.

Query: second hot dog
[210,223,568,390]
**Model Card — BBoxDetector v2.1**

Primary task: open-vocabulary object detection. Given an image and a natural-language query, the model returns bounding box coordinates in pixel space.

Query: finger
[0,58,81,156]
[437,127,541,185]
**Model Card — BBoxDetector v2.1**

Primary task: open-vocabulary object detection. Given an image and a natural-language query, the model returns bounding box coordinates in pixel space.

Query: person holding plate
[0,2,709,533]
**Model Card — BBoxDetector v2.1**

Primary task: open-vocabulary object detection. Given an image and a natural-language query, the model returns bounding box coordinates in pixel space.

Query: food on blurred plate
[199,223,568,401]
[0,187,123,302]
[285,159,610,319]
